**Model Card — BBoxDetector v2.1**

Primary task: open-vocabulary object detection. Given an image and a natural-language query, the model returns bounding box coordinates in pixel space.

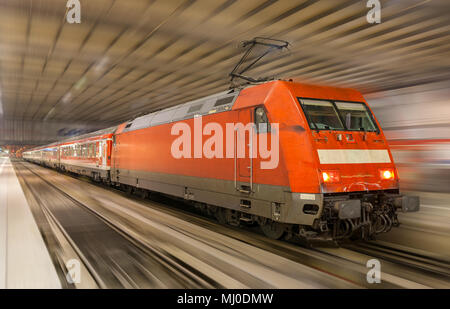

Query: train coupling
[393,195,420,212]
[333,200,361,219]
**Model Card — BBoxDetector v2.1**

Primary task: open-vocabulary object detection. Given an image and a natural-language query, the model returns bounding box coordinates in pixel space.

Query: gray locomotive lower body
[22,157,419,241]
[111,169,420,241]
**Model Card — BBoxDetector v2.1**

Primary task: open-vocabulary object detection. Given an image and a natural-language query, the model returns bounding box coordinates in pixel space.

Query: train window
[254,107,270,133]
[88,144,93,158]
[299,99,344,131]
[335,102,378,132]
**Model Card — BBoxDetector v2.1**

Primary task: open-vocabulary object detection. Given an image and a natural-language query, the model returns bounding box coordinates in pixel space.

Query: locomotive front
[290,92,420,241]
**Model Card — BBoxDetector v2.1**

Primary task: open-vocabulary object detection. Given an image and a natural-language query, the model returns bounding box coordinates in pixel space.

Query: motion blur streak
[366,81,450,259]
[13,160,450,288]
[14,160,357,289]
[0,0,448,288]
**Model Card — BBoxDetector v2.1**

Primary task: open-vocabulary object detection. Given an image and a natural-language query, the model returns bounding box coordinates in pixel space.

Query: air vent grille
[214,96,234,107]
[187,104,202,113]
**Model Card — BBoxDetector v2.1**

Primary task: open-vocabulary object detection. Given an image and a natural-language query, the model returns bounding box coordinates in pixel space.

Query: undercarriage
[194,190,420,245]
[311,190,420,242]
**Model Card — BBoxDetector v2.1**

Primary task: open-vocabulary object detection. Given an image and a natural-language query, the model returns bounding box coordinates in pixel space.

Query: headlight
[379,168,395,180]
[321,170,340,183]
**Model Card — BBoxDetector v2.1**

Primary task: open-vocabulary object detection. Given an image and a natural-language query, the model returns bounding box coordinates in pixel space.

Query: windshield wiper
[310,122,320,132]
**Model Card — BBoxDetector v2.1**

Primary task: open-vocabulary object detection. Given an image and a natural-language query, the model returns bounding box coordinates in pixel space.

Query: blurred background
[0,0,448,288]
[368,82,450,194]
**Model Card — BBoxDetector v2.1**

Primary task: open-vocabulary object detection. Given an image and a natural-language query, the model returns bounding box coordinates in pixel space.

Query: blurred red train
[24,80,419,243]
[24,127,116,180]
[389,139,450,193]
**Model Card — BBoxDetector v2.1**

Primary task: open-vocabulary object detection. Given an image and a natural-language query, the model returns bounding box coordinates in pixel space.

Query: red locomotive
[24,80,419,243]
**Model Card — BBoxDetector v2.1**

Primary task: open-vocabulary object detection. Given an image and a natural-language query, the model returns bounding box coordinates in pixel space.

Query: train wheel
[125,185,133,195]
[138,189,148,199]
[260,220,285,240]
[215,208,228,225]
[215,208,240,226]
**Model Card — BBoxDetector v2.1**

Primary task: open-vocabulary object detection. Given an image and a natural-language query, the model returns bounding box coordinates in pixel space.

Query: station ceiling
[0,0,449,144]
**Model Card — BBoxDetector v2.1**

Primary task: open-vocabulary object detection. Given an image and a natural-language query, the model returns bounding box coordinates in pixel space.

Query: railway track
[14,161,221,288]
[14,160,356,288]
[344,241,450,279]
[13,160,450,288]
[90,175,449,288]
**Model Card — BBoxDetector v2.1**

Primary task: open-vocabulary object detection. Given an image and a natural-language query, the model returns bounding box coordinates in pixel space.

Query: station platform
[0,157,61,288]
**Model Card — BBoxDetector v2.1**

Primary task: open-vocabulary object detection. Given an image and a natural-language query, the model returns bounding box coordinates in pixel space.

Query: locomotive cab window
[298,98,379,132]
[335,102,377,132]
[299,99,344,131]
[254,107,270,133]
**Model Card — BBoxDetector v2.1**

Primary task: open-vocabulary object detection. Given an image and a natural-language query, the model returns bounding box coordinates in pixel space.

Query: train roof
[117,80,365,134]
[24,80,365,152]
[119,89,241,134]
[61,125,118,144]
[24,126,118,152]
